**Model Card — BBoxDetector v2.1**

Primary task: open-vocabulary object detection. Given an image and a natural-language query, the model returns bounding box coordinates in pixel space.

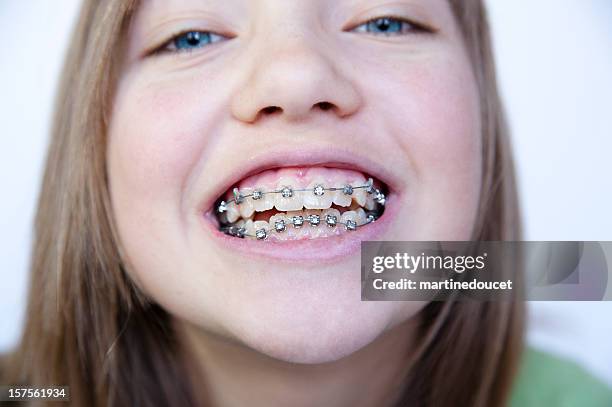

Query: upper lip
[199,145,401,215]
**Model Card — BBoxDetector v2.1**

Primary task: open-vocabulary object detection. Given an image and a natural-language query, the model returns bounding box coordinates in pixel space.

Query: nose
[231,38,362,124]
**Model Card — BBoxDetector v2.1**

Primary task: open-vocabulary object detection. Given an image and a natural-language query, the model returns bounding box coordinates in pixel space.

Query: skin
[107,0,482,405]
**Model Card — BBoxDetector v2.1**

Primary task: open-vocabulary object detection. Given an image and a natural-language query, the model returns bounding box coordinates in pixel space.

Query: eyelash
[149,16,433,57]
[352,15,432,36]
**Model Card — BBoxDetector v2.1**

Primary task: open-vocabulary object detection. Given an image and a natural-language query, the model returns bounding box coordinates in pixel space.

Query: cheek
[106,73,223,281]
[409,61,481,180]
[110,84,205,198]
[367,52,482,239]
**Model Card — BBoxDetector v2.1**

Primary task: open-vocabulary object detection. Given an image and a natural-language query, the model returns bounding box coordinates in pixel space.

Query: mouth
[205,160,392,244]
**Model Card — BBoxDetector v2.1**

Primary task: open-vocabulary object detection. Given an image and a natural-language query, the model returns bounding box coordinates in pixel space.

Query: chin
[223,296,419,364]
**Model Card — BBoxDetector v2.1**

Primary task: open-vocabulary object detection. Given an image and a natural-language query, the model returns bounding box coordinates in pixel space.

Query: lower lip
[201,194,399,265]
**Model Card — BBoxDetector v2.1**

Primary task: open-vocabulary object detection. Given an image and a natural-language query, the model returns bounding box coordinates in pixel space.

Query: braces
[221,211,380,240]
[216,178,386,240]
[217,178,386,213]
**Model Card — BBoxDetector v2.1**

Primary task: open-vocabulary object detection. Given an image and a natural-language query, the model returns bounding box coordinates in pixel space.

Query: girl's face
[108,0,481,363]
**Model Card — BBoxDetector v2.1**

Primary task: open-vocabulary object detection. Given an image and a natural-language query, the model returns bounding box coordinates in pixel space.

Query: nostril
[262,106,282,115]
[316,102,334,111]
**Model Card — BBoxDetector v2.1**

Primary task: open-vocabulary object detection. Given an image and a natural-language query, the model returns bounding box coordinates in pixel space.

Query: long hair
[2,0,523,405]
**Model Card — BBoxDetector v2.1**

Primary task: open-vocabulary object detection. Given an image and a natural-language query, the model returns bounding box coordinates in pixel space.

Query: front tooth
[226,203,241,223]
[286,211,305,228]
[238,188,255,218]
[353,188,367,206]
[286,211,307,239]
[304,210,322,238]
[275,177,303,211]
[303,180,333,209]
[304,209,321,227]
[253,188,275,212]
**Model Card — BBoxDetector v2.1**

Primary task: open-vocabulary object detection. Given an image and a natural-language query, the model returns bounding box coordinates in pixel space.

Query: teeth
[253,188,275,212]
[223,177,383,213]
[275,177,303,211]
[269,213,294,239]
[303,179,333,209]
[364,194,376,210]
[290,214,305,228]
[233,188,245,204]
[353,188,367,206]
[238,188,255,218]
[355,208,367,224]
[304,210,322,238]
[252,189,264,200]
[365,178,375,194]
[271,215,287,233]
[332,189,352,207]
[218,177,386,238]
[244,219,255,236]
[270,213,288,228]
[322,208,341,227]
[280,186,293,198]
[307,213,321,227]
[226,202,241,223]
[254,220,268,230]
[285,211,306,239]
[253,221,269,240]
[340,211,358,232]
[341,210,357,223]
[222,206,380,239]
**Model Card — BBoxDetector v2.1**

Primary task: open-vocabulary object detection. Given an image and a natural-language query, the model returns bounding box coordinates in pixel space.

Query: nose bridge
[230,20,362,123]
[258,42,339,101]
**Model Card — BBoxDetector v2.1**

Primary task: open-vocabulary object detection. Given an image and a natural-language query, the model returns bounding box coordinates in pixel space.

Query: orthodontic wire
[217,178,385,213]
[217,177,386,240]
[220,212,379,240]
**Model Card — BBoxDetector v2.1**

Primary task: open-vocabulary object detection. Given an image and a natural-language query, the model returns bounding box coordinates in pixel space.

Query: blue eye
[353,17,419,36]
[163,30,226,53]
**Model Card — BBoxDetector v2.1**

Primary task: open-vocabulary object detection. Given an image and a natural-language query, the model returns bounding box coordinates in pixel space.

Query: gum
[231,166,367,192]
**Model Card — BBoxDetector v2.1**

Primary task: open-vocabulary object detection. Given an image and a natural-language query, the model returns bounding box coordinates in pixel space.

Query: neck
[178,319,419,407]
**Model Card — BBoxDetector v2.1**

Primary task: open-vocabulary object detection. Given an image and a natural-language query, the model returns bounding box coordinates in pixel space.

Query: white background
[1,0,611,385]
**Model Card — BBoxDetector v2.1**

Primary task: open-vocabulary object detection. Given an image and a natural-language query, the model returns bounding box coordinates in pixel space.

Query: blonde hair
[2,0,523,405]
